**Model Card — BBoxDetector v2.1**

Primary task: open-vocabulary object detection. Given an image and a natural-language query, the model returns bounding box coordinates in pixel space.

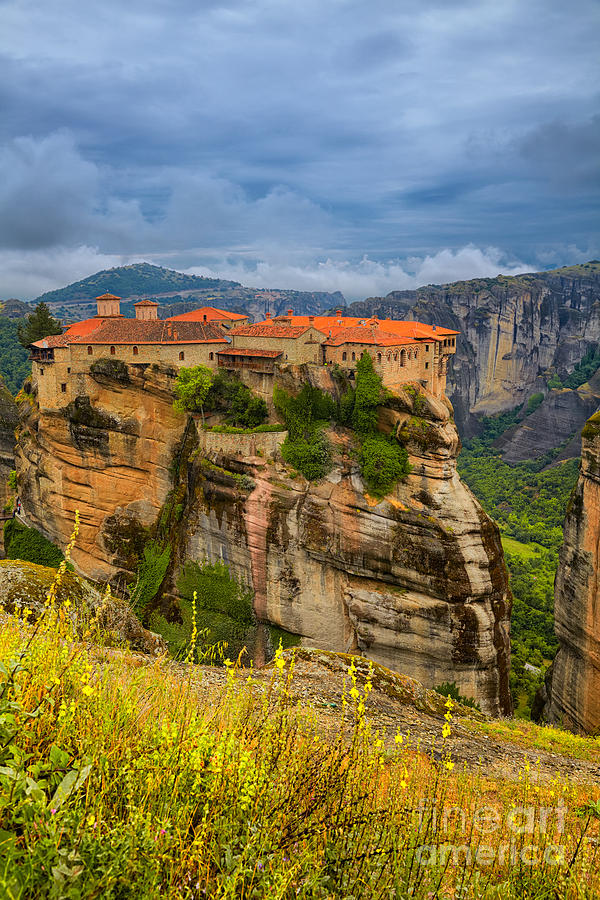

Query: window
[414,350,418,359]
[425,362,429,369]
[342,351,347,361]
[393,351,398,361]
[60,383,67,393]
[179,351,185,361]
[110,346,116,355]
[87,346,92,355]
[400,349,406,367]
[425,344,429,352]
[203,314,207,322]
[40,368,44,375]
[377,353,382,363]
[209,352,214,361]
[351,351,356,361]
[133,346,138,356]
[67,367,71,373]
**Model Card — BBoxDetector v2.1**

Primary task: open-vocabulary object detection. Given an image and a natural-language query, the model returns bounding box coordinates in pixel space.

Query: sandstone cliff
[16,364,511,715]
[346,263,600,440]
[547,412,600,733]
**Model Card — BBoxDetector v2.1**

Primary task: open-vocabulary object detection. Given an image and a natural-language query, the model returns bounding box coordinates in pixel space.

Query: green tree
[352,353,385,435]
[173,365,213,423]
[17,302,62,348]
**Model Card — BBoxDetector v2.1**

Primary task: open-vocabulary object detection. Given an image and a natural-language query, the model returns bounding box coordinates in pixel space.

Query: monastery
[30,293,458,408]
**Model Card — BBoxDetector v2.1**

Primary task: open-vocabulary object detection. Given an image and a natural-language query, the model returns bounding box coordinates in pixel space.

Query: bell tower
[96,293,122,317]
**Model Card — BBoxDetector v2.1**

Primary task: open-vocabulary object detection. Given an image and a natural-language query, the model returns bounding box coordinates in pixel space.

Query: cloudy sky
[1,0,598,300]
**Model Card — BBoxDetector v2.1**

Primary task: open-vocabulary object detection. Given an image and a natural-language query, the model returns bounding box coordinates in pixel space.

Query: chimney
[134,300,159,321]
[96,293,122,318]
[336,309,342,317]
[308,315,315,325]
[265,312,272,324]
[287,308,294,316]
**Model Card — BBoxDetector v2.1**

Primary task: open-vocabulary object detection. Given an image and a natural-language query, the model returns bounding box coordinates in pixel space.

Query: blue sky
[0,0,598,299]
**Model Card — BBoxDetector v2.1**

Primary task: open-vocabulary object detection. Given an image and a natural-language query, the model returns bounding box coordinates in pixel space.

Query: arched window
[179,351,185,361]
[209,352,214,361]
[393,351,398,361]
[400,349,406,367]
[87,346,92,355]
[132,346,138,356]
[414,350,418,359]
[386,352,392,362]
[110,346,116,355]
[342,351,347,361]
[351,351,356,361]
[377,353,382,363]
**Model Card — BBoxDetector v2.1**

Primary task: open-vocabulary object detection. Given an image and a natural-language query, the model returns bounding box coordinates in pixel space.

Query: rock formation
[547,412,600,733]
[0,375,18,508]
[346,263,600,439]
[16,363,511,715]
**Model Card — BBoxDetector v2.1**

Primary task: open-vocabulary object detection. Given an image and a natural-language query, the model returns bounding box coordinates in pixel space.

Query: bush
[281,431,331,481]
[434,681,481,711]
[3,518,64,568]
[129,541,171,614]
[205,372,268,429]
[525,392,544,416]
[359,435,410,497]
[174,560,256,663]
[275,383,333,480]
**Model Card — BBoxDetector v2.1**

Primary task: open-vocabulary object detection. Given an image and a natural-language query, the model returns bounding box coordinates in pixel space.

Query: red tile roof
[322,326,419,347]
[217,348,282,358]
[134,299,159,307]
[271,314,458,340]
[96,293,121,300]
[167,306,249,322]
[228,324,311,338]
[32,319,229,348]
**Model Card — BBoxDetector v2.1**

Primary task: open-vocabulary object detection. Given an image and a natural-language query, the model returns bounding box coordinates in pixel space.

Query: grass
[2,518,600,897]
[500,535,542,560]
[2,610,600,897]
[463,718,600,764]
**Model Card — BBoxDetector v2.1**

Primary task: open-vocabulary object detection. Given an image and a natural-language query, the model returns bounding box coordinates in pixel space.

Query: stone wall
[198,428,287,459]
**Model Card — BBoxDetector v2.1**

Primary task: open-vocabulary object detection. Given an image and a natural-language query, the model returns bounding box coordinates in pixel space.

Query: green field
[500,535,542,560]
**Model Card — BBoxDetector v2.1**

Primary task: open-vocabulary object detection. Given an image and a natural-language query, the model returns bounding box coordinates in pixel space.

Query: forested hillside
[0,319,30,394]
[458,413,580,716]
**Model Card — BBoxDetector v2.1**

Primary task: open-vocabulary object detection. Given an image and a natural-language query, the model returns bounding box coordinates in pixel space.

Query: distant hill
[0,298,32,319]
[34,263,238,306]
[32,262,345,323]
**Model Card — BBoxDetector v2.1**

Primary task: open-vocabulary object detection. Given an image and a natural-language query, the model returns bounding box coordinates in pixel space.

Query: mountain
[0,298,33,318]
[342,261,600,450]
[32,262,346,324]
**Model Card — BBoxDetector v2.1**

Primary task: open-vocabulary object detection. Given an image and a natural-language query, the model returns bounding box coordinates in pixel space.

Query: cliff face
[16,365,511,715]
[548,413,600,733]
[347,264,600,438]
[0,376,18,508]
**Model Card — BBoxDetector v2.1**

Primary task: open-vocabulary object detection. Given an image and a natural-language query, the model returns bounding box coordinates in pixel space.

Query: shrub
[435,681,481,711]
[3,518,64,568]
[205,372,268,429]
[525,392,544,416]
[359,435,410,497]
[129,541,171,613]
[275,383,333,480]
[174,560,256,663]
[281,431,331,481]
